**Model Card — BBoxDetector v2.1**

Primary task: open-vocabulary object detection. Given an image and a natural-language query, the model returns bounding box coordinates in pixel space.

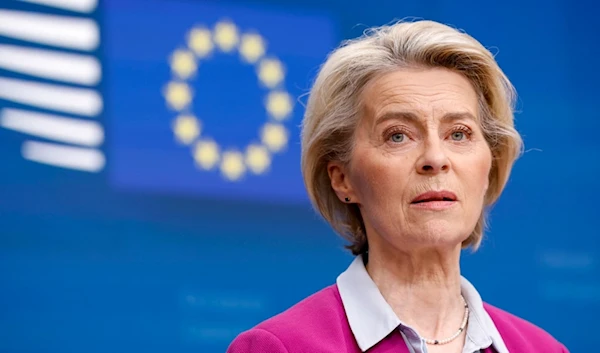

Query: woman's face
[329,67,492,251]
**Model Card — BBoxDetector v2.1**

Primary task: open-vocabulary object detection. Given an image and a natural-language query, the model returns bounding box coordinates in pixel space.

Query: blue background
[0,0,598,352]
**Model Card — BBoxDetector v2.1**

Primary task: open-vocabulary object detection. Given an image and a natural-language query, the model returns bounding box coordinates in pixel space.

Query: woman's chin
[406,222,471,248]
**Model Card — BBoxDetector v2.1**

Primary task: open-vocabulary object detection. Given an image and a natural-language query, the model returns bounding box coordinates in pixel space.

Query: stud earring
[344,197,351,202]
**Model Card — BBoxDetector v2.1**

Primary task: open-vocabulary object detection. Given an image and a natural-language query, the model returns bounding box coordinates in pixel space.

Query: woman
[227,20,569,353]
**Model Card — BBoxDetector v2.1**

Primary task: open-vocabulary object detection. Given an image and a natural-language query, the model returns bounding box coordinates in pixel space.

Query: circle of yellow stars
[163,19,294,182]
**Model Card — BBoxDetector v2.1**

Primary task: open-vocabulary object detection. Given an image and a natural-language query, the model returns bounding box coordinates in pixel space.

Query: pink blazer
[227,285,568,353]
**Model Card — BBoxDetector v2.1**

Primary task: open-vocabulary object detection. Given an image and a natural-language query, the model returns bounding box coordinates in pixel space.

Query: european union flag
[104,0,337,203]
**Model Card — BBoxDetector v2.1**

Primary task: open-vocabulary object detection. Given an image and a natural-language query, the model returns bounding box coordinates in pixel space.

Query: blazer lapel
[368,331,411,353]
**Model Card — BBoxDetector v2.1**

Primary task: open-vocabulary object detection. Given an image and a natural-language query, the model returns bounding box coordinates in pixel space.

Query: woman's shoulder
[227,284,359,353]
[484,303,569,352]
[256,284,347,332]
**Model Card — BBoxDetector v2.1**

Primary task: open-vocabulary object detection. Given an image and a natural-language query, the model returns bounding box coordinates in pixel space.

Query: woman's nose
[415,138,450,174]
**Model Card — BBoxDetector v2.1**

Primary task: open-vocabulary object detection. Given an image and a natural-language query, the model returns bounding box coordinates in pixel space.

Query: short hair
[301,20,523,255]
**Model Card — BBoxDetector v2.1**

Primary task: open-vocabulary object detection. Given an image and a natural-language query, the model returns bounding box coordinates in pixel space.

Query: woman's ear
[327,161,357,203]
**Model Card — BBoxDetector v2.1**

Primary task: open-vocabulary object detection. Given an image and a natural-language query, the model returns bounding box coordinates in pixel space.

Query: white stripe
[1,108,103,147]
[17,0,98,13]
[0,77,102,117]
[0,44,101,85]
[0,10,99,51]
[22,140,105,172]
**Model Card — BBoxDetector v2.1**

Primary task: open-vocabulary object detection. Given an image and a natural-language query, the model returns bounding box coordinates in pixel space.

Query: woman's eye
[451,131,465,141]
[390,133,405,143]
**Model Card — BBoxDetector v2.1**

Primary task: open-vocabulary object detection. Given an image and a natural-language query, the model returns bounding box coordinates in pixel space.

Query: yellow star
[261,123,288,152]
[164,82,192,111]
[172,115,201,145]
[221,150,246,181]
[239,33,266,63]
[188,27,213,58]
[213,20,239,52]
[170,49,197,79]
[257,58,285,88]
[193,140,219,170]
[265,91,293,120]
[245,144,271,174]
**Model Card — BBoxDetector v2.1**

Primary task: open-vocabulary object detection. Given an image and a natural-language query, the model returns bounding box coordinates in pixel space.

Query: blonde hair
[301,20,523,255]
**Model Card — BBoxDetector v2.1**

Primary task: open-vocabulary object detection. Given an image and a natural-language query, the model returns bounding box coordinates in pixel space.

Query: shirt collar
[336,255,401,351]
[460,276,510,353]
[336,256,510,353]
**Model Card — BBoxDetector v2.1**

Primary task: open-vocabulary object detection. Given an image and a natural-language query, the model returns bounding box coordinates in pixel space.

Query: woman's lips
[410,190,458,210]
[411,190,457,203]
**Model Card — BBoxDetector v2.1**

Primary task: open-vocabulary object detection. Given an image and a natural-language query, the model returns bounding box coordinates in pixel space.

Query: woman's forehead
[359,68,479,124]
[364,68,477,103]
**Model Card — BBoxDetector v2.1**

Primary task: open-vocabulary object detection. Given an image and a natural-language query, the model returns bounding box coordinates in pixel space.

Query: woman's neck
[365,244,465,341]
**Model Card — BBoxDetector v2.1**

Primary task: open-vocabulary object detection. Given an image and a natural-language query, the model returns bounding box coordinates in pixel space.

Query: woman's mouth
[410,190,457,210]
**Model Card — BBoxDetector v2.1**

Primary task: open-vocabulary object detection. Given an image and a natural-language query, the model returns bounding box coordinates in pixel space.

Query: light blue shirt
[336,256,511,353]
